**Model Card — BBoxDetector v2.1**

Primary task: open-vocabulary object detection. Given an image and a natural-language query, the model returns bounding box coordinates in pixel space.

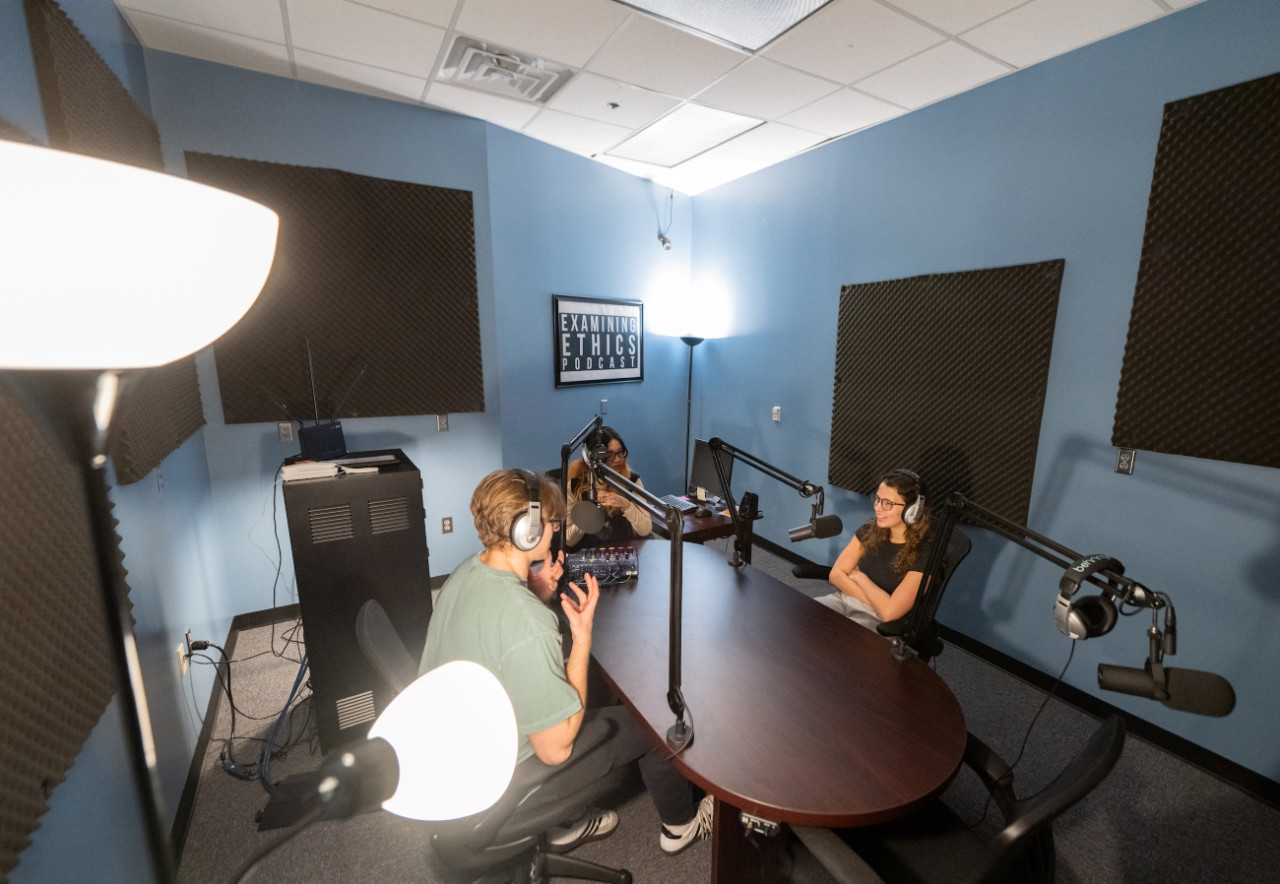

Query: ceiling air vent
[438,36,573,104]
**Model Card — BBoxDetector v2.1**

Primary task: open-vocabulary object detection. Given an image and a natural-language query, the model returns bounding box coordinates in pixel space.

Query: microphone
[1097,662,1236,717]
[788,514,844,542]
[570,499,606,534]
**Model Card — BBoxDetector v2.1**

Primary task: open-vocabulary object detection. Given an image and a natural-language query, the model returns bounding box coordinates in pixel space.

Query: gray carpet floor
[176,545,1280,883]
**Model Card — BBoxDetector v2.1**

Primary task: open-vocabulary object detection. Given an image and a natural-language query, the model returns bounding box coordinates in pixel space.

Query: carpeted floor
[175,545,1280,883]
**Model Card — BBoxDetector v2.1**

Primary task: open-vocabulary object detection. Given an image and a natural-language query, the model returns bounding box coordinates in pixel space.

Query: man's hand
[560,572,600,641]
[528,550,565,603]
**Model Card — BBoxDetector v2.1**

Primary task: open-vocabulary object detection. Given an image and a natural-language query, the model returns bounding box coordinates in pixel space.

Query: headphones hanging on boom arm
[1055,554,1121,639]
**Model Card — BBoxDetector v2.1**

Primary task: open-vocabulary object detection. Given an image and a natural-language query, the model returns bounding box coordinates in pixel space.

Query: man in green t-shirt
[422,469,713,856]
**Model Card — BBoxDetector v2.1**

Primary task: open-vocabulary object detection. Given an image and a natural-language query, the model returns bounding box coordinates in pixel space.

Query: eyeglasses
[872,495,906,510]
[605,447,627,462]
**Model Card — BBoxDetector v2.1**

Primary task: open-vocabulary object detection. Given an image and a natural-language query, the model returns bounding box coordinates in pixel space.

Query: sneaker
[659,794,715,855]
[545,808,619,854]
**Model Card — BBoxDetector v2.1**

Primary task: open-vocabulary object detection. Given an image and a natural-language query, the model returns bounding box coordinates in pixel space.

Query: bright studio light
[369,660,517,821]
[0,140,278,370]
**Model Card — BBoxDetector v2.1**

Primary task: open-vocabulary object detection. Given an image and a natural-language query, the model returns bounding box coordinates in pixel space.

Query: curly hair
[470,469,565,549]
[860,469,931,575]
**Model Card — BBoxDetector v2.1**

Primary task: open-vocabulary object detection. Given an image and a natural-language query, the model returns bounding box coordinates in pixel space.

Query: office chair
[354,599,632,884]
[792,714,1127,884]
[793,527,972,660]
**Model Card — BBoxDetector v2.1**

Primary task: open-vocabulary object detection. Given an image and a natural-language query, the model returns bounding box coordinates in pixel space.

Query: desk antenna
[306,338,321,423]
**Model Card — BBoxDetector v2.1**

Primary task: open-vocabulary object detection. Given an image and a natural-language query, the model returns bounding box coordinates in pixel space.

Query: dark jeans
[520,705,695,827]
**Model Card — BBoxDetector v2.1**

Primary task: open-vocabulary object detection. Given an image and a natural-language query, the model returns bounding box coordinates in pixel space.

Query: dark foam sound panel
[830,261,1063,524]
[0,377,120,878]
[1113,72,1280,468]
[24,0,205,485]
[185,152,484,424]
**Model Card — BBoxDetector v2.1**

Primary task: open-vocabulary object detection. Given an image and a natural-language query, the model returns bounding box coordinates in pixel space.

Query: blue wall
[691,0,1280,778]
[4,0,1280,879]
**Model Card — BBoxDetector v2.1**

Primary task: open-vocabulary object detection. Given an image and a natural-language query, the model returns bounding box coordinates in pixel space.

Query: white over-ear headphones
[893,468,926,525]
[509,469,543,551]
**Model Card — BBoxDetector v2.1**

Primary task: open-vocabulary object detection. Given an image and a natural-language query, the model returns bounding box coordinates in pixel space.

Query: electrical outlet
[278,421,294,442]
[1115,448,1136,475]
[772,406,781,423]
[176,642,188,676]
[600,399,608,414]
[442,516,453,534]
[437,414,450,432]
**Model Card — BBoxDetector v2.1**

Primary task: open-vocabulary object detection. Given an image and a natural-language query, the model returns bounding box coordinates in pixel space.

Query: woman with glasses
[565,426,653,549]
[814,469,933,629]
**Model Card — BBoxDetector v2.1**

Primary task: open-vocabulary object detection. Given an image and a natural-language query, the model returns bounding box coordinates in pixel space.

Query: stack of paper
[282,461,339,482]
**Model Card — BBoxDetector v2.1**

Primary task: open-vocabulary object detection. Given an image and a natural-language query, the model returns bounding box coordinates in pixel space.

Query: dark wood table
[649,504,740,545]
[590,539,966,882]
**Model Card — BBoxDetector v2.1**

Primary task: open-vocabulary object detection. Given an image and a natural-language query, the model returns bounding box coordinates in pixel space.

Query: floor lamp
[680,335,704,491]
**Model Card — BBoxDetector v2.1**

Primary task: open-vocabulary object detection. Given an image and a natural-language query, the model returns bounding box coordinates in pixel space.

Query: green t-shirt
[421,554,581,763]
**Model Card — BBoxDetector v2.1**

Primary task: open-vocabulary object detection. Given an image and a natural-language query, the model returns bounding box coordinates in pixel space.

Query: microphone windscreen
[571,499,606,534]
[812,514,844,539]
[1163,668,1236,717]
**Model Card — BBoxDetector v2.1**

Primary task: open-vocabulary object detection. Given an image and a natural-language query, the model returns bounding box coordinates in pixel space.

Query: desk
[590,539,966,882]
[649,506,740,545]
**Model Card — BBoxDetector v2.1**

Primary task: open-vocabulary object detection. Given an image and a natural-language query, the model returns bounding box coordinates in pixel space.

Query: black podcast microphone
[1097,661,1236,717]
[788,514,844,542]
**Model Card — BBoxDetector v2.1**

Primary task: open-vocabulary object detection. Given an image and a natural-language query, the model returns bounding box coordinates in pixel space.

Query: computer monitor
[688,438,732,505]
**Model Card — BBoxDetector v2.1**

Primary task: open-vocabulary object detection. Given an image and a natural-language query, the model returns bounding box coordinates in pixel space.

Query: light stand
[901,492,1234,716]
[680,336,704,492]
[587,452,694,751]
[705,437,843,567]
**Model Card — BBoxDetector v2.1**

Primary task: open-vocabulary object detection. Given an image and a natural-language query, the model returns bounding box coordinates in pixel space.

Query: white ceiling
[114,0,1204,195]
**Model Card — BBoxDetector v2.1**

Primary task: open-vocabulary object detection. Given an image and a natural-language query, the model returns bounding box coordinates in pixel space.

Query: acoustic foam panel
[184,152,484,425]
[830,261,1064,524]
[1113,72,1280,469]
[24,0,206,486]
[0,377,120,878]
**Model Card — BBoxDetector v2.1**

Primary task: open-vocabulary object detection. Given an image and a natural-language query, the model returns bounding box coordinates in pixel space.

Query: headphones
[509,469,543,552]
[1054,554,1121,640]
[891,468,927,525]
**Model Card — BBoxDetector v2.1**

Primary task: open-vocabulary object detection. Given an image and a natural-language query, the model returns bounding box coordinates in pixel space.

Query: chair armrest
[792,562,832,581]
[962,732,1016,818]
[791,826,886,884]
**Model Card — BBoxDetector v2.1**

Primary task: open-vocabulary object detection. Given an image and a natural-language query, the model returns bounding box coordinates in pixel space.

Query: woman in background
[815,468,932,629]
[565,426,652,549]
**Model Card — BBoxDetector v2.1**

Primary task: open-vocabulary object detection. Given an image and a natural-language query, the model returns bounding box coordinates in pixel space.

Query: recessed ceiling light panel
[607,103,762,167]
[438,36,574,104]
[616,0,835,51]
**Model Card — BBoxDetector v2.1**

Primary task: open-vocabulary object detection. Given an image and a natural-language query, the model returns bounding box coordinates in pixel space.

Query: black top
[855,522,933,593]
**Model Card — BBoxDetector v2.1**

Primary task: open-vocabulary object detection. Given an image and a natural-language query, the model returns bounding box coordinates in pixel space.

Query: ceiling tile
[455,0,630,67]
[694,57,840,120]
[294,49,429,103]
[587,14,748,97]
[615,0,835,51]
[717,121,828,162]
[119,9,292,77]
[116,0,286,42]
[881,0,1025,35]
[779,87,903,137]
[424,80,542,129]
[855,40,1011,109]
[520,108,634,156]
[286,0,446,78]
[761,0,944,84]
[354,0,460,28]
[547,72,680,128]
[962,0,1164,68]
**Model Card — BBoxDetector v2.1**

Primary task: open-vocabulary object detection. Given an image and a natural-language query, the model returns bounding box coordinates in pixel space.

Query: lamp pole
[680,336,703,491]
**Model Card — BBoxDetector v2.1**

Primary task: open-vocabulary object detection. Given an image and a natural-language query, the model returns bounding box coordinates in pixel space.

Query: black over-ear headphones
[1054,554,1121,640]
[509,469,543,552]
[893,468,926,525]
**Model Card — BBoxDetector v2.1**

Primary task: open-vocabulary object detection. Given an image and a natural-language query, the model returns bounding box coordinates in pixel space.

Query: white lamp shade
[0,140,278,370]
[369,660,517,821]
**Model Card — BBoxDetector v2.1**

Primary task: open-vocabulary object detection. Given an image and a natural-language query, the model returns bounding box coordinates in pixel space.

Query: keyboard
[659,494,696,512]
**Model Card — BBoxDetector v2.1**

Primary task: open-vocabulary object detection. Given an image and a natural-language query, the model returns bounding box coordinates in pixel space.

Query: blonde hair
[470,469,565,549]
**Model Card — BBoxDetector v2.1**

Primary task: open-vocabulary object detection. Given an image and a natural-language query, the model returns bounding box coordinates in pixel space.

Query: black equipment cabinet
[282,449,432,752]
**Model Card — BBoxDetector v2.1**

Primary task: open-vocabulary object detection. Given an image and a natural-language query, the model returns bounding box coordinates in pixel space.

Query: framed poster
[553,295,644,387]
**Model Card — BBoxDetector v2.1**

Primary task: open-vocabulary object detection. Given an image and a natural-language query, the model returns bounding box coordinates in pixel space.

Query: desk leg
[710,798,789,884]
